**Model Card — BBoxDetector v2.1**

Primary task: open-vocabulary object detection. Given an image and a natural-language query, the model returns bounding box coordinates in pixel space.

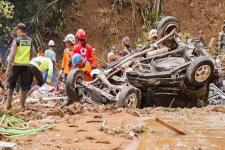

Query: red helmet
[76,29,86,40]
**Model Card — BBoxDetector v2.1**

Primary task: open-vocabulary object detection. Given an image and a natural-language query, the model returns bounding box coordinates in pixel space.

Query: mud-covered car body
[66,16,218,108]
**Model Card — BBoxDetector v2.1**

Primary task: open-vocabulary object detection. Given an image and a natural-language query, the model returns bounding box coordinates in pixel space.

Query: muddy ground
[1,99,225,150]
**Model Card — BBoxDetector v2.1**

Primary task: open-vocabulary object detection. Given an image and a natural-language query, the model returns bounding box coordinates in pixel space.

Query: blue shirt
[45,48,56,63]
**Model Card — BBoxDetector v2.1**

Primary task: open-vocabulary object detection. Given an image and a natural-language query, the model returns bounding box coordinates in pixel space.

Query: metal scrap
[208,83,225,105]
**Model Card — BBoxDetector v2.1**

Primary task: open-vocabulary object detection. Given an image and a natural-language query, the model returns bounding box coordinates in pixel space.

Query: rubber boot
[6,89,14,109]
[60,98,71,109]
[20,90,28,111]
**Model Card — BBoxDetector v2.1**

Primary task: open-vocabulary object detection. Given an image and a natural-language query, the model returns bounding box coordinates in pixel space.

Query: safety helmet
[48,40,55,46]
[16,23,27,32]
[76,29,86,40]
[72,53,83,67]
[64,34,75,44]
[149,29,158,39]
[122,36,130,46]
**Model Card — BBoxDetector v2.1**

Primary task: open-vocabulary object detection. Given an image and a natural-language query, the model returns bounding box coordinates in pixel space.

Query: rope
[0,116,53,137]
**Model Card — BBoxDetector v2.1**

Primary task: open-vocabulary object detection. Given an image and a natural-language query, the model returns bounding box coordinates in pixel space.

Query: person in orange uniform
[91,48,98,68]
[72,53,92,81]
[61,34,75,82]
[60,53,92,108]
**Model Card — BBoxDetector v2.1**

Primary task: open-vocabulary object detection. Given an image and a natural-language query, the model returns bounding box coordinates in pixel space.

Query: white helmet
[149,29,158,39]
[48,40,55,46]
[64,34,75,44]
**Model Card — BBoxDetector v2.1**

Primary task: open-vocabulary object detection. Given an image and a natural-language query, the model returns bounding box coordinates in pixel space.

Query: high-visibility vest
[14,36,32,64]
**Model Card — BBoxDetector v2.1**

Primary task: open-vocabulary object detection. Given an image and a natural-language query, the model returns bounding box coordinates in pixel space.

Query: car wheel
[117,86,141,108]
[66,69,85,101]
[187,56,214,86]
[157,16,180,39]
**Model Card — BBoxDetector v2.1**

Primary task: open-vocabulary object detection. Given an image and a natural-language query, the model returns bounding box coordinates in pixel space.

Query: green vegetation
[0,0,14,35]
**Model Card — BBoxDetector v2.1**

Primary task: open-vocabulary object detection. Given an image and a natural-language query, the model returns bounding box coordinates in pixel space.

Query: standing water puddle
[134,113,225,150]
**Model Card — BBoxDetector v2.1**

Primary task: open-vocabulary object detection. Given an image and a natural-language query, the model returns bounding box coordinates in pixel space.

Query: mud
[135,110,225,150]
[1,102,225,150]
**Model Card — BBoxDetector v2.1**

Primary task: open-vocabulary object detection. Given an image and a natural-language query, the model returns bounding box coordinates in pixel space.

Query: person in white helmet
[44,40,57,85]
[148,29,158,44]
[61,34,76,82]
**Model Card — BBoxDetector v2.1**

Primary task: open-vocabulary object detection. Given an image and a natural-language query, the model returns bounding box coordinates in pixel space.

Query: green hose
[0,116,53,137]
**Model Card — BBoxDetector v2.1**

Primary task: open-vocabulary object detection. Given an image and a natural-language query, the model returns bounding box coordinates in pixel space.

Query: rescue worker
[29,56,53,86]
[37,47,45,57]
[73,54,92,81]
[6,23,34,110]
[44,40,57,85]
[118,36,132,57]
[107,47,118,64]
[27,56,53,96]
[148,29,158,44]
[218,24,225,51]
[60,53,92,108]
[73,29,92,63]
[61,34,75,81]
[91,48,98,68]
[197,30,207,47]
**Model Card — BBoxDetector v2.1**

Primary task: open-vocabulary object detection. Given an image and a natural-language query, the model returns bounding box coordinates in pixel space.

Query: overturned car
[66,16,218,108]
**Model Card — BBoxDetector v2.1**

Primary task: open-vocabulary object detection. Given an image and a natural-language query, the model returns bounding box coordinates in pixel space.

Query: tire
[66,69,85,101]
[157,16,180,39]
[117,86,141,108]
[186,56,214,86]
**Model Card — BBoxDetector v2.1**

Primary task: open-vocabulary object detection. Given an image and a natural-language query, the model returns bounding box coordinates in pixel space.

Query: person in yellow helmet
[6,23,35,110]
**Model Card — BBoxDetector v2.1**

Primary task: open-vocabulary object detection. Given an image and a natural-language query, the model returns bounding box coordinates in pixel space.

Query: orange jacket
[61,48,73,74]
[78,62,92,81]
[92,54,98,68]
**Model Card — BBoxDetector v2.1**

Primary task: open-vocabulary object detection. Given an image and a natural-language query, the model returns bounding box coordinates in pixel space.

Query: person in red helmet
[73,29,93,64]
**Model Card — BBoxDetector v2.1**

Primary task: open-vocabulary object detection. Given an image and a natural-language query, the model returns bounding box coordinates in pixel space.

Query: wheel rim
[125,93,137,108]
[194,65,211,83]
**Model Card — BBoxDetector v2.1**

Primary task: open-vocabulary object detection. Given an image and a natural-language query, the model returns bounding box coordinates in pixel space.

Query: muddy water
[138,113,225,150]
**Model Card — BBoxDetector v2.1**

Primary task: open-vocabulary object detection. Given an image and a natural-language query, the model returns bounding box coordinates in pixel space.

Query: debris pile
[208,83,225,105]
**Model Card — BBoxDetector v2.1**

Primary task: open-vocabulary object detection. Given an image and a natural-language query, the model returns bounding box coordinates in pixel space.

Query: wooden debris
[96,140,111,144]
[85,136,95,140]
[93,115,103,119]
[86,120,103,123]
[208,37,215,53]
[155,118,186,135]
